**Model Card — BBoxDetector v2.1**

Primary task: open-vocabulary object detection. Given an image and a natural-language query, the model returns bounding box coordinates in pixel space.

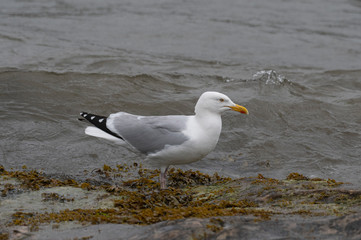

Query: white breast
[146,115,222,168]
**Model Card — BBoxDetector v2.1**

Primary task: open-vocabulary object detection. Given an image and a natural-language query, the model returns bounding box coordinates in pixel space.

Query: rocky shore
[1,164,360,240]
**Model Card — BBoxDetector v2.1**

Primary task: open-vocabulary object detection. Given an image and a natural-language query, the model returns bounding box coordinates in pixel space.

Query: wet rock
[1,165,361,239]
[21,214,361,240]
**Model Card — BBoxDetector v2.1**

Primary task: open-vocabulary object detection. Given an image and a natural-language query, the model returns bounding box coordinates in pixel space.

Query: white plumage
[80,91,248,189]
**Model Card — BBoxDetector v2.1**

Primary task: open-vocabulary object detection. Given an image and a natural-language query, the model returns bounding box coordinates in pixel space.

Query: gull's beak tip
[229,104,249,115]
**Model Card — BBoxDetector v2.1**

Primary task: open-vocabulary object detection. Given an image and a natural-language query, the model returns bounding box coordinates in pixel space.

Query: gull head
[195,91,249,116]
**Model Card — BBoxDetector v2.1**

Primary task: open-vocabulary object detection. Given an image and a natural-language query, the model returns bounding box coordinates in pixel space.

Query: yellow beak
[228,104,249,115]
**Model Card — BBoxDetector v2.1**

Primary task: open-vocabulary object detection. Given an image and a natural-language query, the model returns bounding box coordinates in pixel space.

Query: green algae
[0,233,9,240]
[1,164,360,234]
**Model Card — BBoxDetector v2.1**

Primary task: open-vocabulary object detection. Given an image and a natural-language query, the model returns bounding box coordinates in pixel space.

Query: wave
[251,70,289,85]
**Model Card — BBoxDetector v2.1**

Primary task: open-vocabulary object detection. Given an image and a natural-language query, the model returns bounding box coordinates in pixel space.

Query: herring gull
[79,91,248,189]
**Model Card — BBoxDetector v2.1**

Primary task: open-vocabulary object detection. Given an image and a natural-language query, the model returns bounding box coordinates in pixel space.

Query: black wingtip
[78,112,88,121]
[78,112,124,140]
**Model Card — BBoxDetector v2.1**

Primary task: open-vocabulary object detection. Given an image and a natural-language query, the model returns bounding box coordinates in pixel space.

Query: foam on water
[252,70,288,85]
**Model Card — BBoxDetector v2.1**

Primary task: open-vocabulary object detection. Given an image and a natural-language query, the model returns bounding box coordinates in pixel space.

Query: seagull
[79,91,248,189]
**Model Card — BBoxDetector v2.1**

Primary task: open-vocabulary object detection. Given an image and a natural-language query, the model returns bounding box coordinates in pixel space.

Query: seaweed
[0,164,359,233]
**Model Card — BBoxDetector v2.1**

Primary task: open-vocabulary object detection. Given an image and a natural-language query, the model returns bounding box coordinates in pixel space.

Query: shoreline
[1,164,360,239]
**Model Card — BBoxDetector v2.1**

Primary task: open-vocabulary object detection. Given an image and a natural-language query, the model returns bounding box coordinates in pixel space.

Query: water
[1,0,361,186]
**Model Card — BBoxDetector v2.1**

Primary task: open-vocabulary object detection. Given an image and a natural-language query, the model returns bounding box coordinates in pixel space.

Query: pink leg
[160,166,169,189]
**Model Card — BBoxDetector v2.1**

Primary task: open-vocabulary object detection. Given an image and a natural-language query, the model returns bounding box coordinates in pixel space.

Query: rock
[1,165,361,240]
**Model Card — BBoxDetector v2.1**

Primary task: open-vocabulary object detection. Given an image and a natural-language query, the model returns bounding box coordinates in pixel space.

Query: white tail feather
[85,127,124,144]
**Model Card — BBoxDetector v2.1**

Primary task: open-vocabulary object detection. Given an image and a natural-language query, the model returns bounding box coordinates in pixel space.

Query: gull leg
[160,166,169,189]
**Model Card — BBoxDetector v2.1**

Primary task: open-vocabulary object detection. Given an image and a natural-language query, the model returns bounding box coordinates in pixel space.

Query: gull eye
[219,98,224,102]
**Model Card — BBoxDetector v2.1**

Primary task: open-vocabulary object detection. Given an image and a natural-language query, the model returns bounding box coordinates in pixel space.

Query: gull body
[80,91,248,189]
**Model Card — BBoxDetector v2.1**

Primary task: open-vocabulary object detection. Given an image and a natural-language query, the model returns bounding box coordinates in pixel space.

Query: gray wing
[106,112,190,154]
